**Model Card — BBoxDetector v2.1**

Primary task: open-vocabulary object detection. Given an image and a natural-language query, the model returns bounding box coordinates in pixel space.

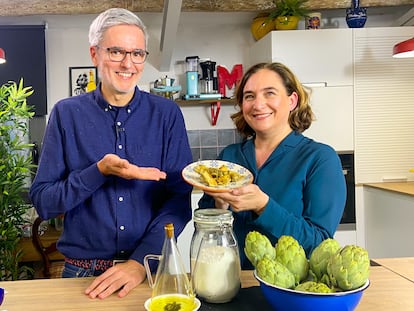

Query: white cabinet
[304,85,354,151]
[249,29,353,86]
[353,26,414,183]
[249,29,354,151]
[363,186,414,258]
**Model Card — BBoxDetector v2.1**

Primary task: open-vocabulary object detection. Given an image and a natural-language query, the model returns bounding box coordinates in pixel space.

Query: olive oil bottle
[144,223,199,311]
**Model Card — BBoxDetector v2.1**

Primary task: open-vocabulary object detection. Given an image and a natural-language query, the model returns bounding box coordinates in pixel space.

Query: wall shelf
[175,98,235,105]
[175,98,236,126]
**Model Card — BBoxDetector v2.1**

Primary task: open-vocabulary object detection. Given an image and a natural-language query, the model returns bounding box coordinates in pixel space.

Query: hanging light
[393,37,414,58]
[0,48,5,64]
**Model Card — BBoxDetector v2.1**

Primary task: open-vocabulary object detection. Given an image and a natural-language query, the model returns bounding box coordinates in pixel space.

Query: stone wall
[0,0,411,16]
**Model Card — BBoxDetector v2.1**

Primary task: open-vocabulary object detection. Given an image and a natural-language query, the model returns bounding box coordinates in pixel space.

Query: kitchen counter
[363,186,414,258]
[1,258,414,310]
[372,257,414,282]
[363,182,414,196]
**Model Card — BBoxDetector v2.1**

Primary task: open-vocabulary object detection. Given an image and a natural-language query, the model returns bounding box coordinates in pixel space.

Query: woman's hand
[97,154,166,181]
[205,184,269,215]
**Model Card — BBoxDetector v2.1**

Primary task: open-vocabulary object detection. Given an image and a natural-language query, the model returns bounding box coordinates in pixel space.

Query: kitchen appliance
[185,56,199,97]
[199,60,217,94]
[183,56,221,100]
[339,153,355,225]
[150,75,182,100]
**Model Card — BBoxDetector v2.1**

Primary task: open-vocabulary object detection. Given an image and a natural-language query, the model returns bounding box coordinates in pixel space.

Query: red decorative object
[210,101,221,126]
[217,64,243,97]
[0,48,6,64]
[393,37,414,58]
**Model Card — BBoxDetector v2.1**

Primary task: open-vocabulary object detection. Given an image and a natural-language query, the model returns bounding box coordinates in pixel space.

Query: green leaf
[0,78,35,280]
[268,0,310,19]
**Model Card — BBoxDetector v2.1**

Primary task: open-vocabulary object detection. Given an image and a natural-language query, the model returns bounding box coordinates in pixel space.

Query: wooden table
[1,260,414,311]
[372,257,414,282]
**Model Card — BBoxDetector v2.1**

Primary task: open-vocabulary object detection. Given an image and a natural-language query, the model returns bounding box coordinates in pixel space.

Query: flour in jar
[192,245,240,303]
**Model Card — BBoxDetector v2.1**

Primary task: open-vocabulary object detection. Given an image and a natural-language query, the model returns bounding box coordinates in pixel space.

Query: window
[0,25,47,116]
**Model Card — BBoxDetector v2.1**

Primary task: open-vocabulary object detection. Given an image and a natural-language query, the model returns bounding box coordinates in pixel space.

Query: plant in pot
[269,0,310,31]
[250,0,310,40]
[250,12,278,41]
[0,79,36,280]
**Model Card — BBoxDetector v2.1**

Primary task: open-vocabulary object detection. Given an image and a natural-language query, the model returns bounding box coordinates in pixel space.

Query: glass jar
[190,208,241,303]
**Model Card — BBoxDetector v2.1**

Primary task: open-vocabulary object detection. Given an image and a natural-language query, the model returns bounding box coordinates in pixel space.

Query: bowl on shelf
[254,271,369,311]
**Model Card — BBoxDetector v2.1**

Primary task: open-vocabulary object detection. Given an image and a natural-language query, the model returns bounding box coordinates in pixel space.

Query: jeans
[62,261,106,278]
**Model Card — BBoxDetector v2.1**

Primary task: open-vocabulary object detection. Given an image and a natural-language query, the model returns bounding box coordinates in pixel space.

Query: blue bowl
[254,271,369,311]
[0,287,4,305]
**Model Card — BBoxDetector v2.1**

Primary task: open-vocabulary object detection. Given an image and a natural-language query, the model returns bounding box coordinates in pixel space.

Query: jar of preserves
[190,208,241,303]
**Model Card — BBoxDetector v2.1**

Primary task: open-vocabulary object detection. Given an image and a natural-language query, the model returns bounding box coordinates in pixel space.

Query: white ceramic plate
[182,160,253,193]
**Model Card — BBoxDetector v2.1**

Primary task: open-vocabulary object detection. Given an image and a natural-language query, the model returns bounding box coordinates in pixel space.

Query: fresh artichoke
[275,235,309,285]
[327,245,370,290]
[309,238,341,282]
[256,257,296,289]
[244,231,276,267]
[295,281,333,293]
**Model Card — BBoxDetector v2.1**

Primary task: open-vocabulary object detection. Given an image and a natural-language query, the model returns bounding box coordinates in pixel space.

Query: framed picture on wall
[69,66,97,96]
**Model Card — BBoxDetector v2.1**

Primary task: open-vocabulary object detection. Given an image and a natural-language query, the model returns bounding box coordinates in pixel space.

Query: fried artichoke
[244,231,276,267]
[275,235,309,285]
[327,245,370,290]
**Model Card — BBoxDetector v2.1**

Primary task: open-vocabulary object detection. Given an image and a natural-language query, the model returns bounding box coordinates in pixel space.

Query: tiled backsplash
[187,129,242,161]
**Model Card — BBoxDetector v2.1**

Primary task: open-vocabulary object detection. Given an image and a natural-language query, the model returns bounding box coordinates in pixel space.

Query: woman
[198,62,346,269]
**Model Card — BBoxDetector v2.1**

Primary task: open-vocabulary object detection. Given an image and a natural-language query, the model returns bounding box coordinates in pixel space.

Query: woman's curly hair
[231,62,315,139]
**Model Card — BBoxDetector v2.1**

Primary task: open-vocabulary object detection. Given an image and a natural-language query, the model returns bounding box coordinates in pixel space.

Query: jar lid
[194,208,233,225]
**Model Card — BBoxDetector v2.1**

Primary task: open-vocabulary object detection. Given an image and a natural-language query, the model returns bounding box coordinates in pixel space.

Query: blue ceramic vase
[346,0,367,28]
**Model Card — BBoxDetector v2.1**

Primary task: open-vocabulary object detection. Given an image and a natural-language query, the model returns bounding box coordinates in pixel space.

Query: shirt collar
[242,130,305,164]
[93,84,141,112]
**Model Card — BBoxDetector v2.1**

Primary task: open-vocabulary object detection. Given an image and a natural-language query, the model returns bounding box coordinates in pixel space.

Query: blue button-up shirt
[30,86,193,265]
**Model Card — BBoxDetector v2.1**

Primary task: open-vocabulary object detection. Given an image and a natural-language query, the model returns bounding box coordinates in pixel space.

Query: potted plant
[0,79,36,280]
[251,0,310,39]
[269,0,310,30]
[250,12,278,41]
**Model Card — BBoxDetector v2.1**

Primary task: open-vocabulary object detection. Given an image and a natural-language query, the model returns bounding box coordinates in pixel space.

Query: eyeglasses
[97,46,149,64]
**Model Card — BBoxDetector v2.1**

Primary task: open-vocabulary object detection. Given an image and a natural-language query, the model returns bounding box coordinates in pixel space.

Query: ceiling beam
[159,0,182,72]
[393,6,414,25]
[0,0,412,16]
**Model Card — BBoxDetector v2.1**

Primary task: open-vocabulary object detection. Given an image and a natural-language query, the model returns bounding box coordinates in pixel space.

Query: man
[30,8,193,299]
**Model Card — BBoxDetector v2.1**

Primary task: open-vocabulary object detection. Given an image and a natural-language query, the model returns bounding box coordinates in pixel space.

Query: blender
[185,56,199,99]
[183,56,221,100]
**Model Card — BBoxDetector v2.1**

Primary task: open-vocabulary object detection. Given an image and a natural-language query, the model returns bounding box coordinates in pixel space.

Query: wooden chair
[31,216,65,278]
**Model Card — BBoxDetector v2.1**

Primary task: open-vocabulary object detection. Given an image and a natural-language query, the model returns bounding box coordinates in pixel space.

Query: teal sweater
[198,131,346,269]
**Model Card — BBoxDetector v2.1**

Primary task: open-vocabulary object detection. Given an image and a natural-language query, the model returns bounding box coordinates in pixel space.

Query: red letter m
[217,64,243,97]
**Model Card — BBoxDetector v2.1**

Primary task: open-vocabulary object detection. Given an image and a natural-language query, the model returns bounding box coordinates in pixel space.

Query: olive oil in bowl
[144,294,201,311]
